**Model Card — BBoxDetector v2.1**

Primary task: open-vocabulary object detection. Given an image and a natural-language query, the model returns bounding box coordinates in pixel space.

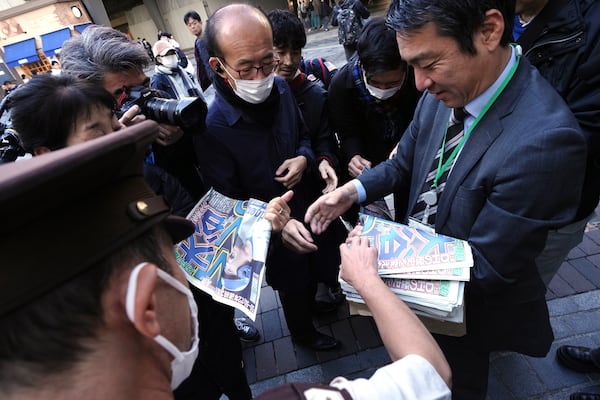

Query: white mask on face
[160,54,179,69]
[220,61,275,104]
[125,262,199,390]
[363,72,402,100]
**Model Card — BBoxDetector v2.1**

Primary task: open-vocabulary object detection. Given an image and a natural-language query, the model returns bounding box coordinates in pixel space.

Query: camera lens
[145,97,205,129]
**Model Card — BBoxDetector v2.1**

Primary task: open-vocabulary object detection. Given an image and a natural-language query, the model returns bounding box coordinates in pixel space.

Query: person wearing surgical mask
[329,18,421,180]
[327,17,421,223]
[197,5,341,380]
[151,40,204,101]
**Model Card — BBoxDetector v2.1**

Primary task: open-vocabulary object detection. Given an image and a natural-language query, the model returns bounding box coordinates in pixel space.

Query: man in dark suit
[305,0,587,398]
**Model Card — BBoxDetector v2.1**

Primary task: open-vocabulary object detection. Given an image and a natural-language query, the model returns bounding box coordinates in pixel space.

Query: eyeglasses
[218,57,280,80]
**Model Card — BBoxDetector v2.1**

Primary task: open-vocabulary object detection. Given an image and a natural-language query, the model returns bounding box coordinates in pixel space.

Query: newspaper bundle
[340,213,473,324]
[175,188,271,321]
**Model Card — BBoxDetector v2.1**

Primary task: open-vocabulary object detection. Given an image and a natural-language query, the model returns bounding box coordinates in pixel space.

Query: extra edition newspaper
[341,213,473,325]
[175,188,271,321]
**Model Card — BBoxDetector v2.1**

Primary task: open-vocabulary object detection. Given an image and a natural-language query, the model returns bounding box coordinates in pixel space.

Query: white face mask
[160,54,179,69]
[125,262,199,390]
[220,61,275,104]
[363,72,403,100]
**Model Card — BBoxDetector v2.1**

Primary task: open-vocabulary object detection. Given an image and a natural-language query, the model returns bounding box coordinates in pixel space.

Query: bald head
[204,3,273,58]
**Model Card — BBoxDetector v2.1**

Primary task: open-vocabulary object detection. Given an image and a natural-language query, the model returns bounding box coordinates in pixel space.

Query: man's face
[102,69,150,99]
[223,239,252,278]
[210,17,275,88]
[363,67,406,90]
[397,23,489,108]
[274,47,302,81]
[186,18,203,38]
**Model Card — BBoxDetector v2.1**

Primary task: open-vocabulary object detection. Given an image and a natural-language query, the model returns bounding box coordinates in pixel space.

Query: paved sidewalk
[237,15,600,400]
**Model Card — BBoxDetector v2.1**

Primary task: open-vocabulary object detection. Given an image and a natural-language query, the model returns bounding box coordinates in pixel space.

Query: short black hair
[184,10,202,25]
[268,9,307,50]
[386,0,514,55]
[9,74,116,153]
[357,18,406,75]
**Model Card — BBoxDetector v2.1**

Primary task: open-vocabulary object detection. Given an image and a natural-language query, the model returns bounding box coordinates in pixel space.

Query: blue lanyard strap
[432,50,521,188]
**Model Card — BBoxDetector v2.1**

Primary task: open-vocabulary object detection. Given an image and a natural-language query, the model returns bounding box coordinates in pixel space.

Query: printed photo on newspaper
[175,188,271,321]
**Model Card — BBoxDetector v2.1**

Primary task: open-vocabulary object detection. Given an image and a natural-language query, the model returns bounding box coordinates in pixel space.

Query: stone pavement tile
[255,342,277,381]
[548,269,579,298]
[259,285,279,312]
[578,236,600,256]
[490,352,546,399]
[320,354,362,381]
[260,308,284,342]
[580,255,600,283]
[349,315,383,349]
[566,309,600,335]
[585,227,600,246]
[548,294,581,317]
[486,363,516,400]
[527,342,589,391]
[561,262,597,293]
[568,245,587,260]
[571,289,600,311]
[278,308,290,336]
[250,375,286,397]
[273,336,298,375]
[285,364,326,383]
[294,342,319,369]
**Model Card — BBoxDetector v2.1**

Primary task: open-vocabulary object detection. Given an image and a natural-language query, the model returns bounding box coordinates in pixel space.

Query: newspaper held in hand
[175,188,271,321]
[341,213,472,326]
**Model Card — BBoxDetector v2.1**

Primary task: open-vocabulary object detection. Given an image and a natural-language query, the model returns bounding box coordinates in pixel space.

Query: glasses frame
[218,56,280,80]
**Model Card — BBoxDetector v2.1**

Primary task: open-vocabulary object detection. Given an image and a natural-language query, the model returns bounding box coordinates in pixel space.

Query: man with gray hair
[60,25,206,200]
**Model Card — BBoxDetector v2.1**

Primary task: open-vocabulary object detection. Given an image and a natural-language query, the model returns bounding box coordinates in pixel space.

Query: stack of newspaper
[340,213,473,323]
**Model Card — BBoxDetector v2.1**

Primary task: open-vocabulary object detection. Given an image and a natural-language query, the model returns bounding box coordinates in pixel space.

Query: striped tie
[411,108,467,225]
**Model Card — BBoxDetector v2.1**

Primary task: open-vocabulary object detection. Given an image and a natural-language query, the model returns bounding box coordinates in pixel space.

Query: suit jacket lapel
[434,62,527,228]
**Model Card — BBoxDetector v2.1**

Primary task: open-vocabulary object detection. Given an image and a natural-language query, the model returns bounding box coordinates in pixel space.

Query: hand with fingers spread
[155,123,184,146]
[305,181,358,234]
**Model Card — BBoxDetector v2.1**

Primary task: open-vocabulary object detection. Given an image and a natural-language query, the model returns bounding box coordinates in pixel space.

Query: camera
[118,86,206,129]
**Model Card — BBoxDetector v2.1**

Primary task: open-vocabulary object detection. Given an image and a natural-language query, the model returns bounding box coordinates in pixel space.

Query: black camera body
[118,86,206,129]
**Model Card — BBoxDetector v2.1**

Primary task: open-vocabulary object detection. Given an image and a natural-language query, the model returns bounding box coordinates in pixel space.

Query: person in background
[328,17,421,222]
[157,31,190,70]
[6,73,195,217]
[513,0,600,287]
[268,8,346,312]
[306,0,587,397]
[184,10,215,106]
[331,0,370,60]
[150,40,203,100]
[60,25,206,201]
[513,2,600,399]
[197,4,341,356]
[50,60,62,76]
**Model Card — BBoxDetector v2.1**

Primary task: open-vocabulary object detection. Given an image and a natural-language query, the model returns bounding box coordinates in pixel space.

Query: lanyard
[432,51,521,189]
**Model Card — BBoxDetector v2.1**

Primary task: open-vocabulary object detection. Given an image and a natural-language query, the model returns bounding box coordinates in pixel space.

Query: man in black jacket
[514,0,600,286]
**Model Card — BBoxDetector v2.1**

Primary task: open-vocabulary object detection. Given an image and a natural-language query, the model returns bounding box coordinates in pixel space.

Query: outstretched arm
[305,181,358,234]
[339,235,452,387]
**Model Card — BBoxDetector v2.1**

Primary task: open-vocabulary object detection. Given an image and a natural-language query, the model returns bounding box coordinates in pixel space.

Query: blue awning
[41,28,71,56]
[74,23,91,34]
[3,39,40,67]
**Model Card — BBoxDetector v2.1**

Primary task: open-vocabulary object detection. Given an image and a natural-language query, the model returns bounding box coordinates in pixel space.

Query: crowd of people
[0,0,598,399]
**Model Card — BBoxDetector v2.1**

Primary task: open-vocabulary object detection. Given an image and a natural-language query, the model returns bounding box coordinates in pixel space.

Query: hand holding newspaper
[175,188,271,321]
[341,213,473,332]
